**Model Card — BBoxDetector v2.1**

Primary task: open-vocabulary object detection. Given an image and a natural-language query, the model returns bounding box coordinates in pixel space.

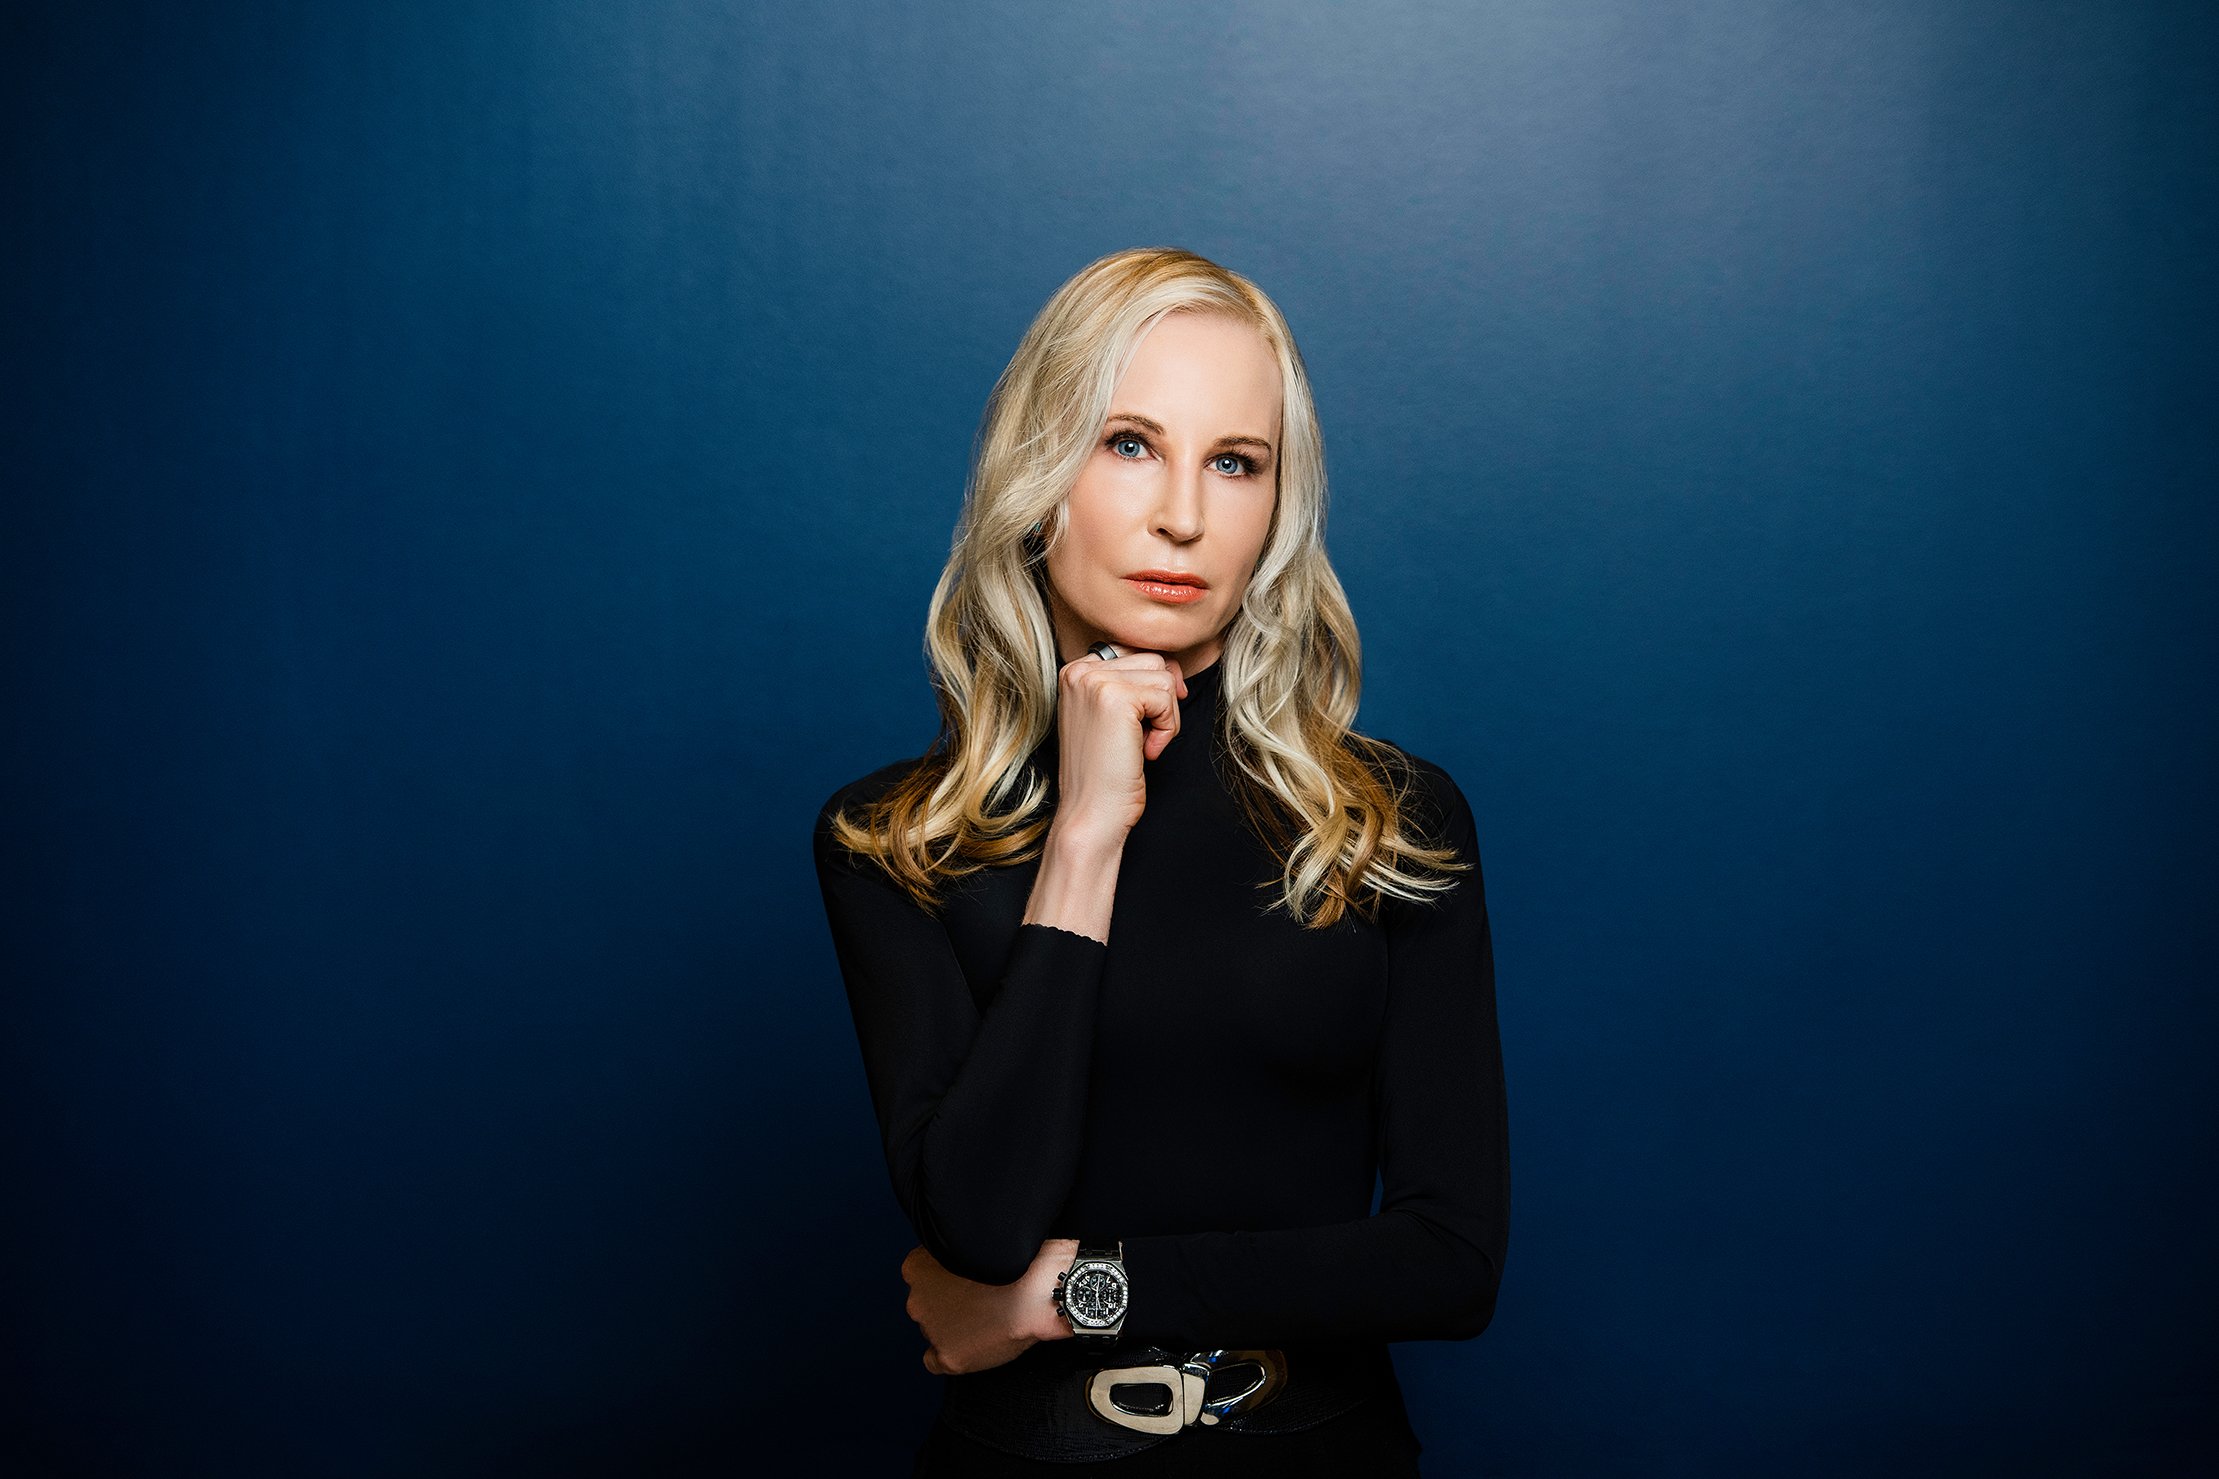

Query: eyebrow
[1105,412,1275,457]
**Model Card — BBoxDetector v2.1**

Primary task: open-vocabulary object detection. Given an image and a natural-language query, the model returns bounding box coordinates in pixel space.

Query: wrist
[1024,828,1124,941]
[1044,816,1127,863]
[1032,1239,1081,1341]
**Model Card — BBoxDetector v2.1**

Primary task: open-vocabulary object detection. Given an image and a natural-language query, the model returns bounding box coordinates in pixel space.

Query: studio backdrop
[6,2,2213,1475]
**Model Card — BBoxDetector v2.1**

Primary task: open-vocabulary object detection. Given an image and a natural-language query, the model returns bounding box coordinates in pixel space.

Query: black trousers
[911,1385,1425,1477]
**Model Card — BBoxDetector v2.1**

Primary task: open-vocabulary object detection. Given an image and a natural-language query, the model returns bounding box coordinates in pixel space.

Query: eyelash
[1104,431,1261,479]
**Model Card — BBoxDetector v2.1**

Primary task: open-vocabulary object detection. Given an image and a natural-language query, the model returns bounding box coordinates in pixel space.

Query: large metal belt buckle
[1084,1349,1288,1435]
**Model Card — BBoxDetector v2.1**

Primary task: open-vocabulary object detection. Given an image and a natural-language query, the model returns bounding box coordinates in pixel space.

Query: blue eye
[1102,431,1260,477]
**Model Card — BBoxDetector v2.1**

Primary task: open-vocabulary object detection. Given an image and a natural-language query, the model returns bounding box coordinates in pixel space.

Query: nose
[1151,460,1204,545]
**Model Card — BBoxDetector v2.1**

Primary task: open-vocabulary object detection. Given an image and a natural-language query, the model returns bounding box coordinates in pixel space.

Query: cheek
[1064,462,1134,535]
[1233,495,1277,571]
[1055,471,1128,568]
[1044,491,1108,599]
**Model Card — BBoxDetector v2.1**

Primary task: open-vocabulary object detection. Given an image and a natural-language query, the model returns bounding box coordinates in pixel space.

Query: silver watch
[1053,1240,1129,1343]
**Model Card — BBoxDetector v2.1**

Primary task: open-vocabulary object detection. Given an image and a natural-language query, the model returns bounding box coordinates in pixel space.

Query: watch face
[1064,1262,1129,1327]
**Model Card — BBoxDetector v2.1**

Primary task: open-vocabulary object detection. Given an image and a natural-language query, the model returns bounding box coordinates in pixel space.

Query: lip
[1123,570,1209,604]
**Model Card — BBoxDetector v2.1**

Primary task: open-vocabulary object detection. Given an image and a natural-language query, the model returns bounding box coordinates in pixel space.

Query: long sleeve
[812,782,1108,1286]
[1111,765,1510,1348]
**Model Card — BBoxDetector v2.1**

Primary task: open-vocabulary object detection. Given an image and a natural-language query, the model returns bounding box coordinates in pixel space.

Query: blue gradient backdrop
[6,3,2213,1475]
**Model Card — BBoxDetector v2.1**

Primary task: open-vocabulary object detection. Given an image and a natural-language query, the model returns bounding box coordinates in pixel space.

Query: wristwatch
[1052,1240,1129,1344]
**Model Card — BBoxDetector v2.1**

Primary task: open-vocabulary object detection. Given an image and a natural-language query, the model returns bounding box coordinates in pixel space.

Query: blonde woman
[813,247,1509,1476]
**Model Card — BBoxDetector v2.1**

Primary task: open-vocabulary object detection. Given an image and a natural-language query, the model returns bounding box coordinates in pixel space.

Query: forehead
[1111,311,1281,431]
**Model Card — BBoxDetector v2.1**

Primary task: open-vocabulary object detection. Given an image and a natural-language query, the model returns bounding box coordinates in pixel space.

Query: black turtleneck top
[811,656,1508,1352]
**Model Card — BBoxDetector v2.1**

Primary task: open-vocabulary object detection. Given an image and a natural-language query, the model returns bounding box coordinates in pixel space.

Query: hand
[902,1239,1081,1376]
[1052,650,1188,844]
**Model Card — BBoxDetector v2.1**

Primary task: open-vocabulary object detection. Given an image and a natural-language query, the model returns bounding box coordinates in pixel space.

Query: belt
[936,1339,1398,1463]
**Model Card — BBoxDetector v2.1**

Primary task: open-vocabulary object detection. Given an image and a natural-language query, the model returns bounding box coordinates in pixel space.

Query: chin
[1105,612,1212,654]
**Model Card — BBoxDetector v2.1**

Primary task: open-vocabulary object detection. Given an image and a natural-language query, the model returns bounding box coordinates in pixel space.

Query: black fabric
[813,656,1509,1460]
[914,1386,1426,1477]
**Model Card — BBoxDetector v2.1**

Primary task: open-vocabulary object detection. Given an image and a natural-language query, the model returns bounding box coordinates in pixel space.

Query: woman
[812,247,1509,1475]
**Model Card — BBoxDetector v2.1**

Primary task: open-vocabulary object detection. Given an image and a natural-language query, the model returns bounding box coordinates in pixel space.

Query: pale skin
[901,309,1284,1376]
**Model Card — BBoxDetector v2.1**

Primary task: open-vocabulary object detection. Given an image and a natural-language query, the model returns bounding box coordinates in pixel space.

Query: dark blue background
[7,2,2213,1474]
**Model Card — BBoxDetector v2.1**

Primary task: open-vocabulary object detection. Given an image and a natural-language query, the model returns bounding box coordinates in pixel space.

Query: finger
[1062,650,1171,703]
[923,1347,944,1376]
[1074,649,1167,673]
[1065,653,1180,755]
[1137,676,1181,760]
[1068,653,1174,705]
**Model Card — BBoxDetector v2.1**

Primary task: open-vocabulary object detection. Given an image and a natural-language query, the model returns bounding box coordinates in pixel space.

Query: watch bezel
[1057,1254,1130,1331]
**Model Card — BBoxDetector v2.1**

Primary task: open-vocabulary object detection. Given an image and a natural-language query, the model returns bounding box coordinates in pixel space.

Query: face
[1043,309,1282,677]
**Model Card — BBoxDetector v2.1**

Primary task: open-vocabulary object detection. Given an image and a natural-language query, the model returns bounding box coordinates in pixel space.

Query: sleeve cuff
[1106,1234,1210,1350]
[1019,920,1108,950]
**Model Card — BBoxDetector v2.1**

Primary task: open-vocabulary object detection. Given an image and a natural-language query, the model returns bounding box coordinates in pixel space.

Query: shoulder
[813,756,928,863]
[1350,732,1478,851]
[1355,736,1489,928]
[817,757,922,825]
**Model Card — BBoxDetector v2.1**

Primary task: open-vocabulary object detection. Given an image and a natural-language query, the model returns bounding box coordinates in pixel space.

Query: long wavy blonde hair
[828,246,1468,928]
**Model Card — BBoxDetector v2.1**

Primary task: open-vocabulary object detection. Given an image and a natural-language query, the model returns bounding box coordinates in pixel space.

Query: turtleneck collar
[1179,654,1224,718]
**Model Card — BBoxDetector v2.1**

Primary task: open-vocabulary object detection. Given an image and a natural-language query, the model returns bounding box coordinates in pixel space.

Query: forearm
[1113,1203,1506,1349]
[906,828,1124,1271]
[817,797,1114,1286]
[1019,1238,1081,1341]
[896,924,1107,1281]
[1021,822,1126,943]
